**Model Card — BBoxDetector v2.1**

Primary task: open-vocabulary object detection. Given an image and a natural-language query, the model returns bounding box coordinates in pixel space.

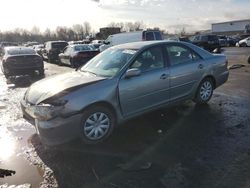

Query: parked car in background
[33,44,45,57]
[58,44,99,68]
[191,34,220,53]
[89,43,102,51]
[21,41,229,145]
[1,47,44,78]
[99,29,163,52]
[68,40,90,45]
[91,40,104,44]
[218,35,228,47]
[0,42,18,56]
[179,36,191,42]
[237,36,250,47]
[226,36,239,46]
[42,41,68,63]
[24,42,39,47]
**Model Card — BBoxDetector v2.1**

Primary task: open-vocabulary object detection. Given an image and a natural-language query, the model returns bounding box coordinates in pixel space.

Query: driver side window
[130,46,164,73]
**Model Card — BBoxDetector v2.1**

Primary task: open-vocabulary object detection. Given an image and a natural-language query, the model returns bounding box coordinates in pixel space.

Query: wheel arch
[81,101,117,121]
[201,75,216,89]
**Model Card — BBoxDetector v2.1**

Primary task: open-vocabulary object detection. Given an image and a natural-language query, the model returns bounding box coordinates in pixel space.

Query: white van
[99,30,163,52]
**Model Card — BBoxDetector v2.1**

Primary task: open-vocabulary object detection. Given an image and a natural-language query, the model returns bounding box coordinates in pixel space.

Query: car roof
[4,46,32,51]
[69,44,90,48]
[114,41,166,50]
[46,41,68,44]
[113,40,196,50]
[113,40,213,59]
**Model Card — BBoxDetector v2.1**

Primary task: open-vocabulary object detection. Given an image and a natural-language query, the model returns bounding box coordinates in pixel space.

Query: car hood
[25,71,106,105]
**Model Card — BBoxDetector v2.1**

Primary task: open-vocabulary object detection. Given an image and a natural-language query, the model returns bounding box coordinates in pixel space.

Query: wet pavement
[0,47,250,188]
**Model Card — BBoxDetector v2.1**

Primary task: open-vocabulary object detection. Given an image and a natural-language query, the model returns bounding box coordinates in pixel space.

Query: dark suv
[191,34,220,53]
[43,41,68,63]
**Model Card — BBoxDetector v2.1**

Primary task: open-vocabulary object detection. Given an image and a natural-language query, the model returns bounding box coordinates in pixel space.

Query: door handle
[198,64,204,69]
[160,74,168,80]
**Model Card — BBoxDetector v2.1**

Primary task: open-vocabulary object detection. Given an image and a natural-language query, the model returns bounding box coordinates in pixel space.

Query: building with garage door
[212,19,250,35]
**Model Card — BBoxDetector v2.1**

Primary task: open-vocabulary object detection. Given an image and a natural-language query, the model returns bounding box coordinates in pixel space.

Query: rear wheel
[242,43,247,47]
[194,78,214,104]
[80,105,115,144]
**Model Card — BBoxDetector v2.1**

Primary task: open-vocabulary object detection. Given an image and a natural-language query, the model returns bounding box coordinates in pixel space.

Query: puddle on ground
[0,126,44,187]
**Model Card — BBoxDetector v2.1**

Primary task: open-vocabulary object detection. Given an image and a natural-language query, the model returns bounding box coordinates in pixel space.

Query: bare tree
[134,21,145,31]
[83,22,91,37]
[56,26,69,40]
[31,26,40,35]
[72,24,84,40]
[180,27,186,36]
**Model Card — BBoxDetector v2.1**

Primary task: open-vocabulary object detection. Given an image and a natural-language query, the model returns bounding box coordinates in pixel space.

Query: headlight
[31,100,67,121]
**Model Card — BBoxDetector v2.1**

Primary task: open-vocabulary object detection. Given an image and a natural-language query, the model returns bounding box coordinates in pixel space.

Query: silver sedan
[21,41,229,145]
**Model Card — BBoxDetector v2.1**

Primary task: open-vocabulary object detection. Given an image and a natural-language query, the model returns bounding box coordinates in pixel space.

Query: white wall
[212,20,250,33]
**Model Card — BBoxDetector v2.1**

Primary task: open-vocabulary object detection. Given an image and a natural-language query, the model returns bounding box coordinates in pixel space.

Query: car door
[165,44,205,102]
[247,37,250,46]
[118,45,170,117]
[60,47,71,65]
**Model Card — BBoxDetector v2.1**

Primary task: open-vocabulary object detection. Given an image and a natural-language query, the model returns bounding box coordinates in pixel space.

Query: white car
[237,36,250,47]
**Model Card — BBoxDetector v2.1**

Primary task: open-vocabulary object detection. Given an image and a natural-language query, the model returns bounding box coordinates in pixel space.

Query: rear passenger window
[131,46,164,72]
[166,45,201,66]
[145,32,155,41]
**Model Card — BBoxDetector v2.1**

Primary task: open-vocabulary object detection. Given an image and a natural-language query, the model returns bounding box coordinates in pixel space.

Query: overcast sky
[0,0,249,33]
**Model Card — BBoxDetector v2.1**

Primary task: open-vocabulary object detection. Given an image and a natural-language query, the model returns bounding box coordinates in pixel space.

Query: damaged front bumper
[20,99,82,146]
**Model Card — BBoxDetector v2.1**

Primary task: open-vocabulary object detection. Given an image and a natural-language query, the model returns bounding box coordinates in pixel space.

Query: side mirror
[104,41,110,45]
[125,68,141,78]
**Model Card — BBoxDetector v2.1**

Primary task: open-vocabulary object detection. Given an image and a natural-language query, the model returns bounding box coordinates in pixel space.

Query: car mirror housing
[125,68,141,78]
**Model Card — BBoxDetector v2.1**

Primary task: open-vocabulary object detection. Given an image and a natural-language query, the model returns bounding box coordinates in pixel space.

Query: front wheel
[194,78,214,104]
[80,105,115,144]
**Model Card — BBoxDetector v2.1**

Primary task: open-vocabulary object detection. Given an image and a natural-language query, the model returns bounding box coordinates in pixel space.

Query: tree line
[0,21,163,43]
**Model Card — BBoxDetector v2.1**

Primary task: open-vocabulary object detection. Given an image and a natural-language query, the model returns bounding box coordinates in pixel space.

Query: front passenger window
[130,46,164,72]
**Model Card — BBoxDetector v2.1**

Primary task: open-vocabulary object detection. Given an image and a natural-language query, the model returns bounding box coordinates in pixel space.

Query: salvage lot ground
[0,47,250,188]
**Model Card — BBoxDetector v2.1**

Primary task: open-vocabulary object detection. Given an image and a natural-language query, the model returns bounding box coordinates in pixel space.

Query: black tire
[194,78,214,104]
[248,56,250,64]
[48,56,53,63]
[4,73,10,79]
[70,59,78,68]
[39,69,45,77]
[80,105,115,144]
[242,43,247,47]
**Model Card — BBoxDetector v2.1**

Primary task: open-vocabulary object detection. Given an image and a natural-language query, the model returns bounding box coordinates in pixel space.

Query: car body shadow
[30,101,225,188]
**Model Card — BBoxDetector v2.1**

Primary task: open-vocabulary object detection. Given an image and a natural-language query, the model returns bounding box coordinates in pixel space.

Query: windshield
[80,48,136,77]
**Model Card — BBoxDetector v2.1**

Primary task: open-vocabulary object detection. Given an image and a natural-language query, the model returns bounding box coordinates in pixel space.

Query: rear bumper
[21,100,82,146]
[4,65,43,76]
[216,70,229,88]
